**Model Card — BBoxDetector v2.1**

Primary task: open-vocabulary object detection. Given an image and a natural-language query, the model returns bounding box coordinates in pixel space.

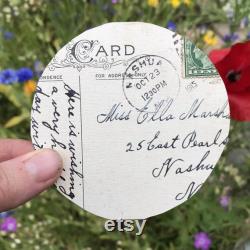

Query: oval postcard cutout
[31,22,230,220]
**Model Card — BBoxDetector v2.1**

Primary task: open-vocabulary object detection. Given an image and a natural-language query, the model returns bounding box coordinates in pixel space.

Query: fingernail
[24,149,63,182]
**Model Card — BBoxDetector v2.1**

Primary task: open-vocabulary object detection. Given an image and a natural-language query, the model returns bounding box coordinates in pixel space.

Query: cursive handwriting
[175,181,203,200]
[179,99,229,120]
[42,98,60,135]
[97,98,229,125]
[152,157,183,178]
[125,129,227,153]
[137,98,175,124]
[126,131,180,152]
[64,82,80,118]
[152,150,213,178]
[97,103,131,123]
[58,82,83,200]
[32,86,50,114]
[31,117,43,149]
[182,129,227,149]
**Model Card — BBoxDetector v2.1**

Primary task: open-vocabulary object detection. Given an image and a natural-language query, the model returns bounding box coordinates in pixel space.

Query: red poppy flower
[209,41,250,121]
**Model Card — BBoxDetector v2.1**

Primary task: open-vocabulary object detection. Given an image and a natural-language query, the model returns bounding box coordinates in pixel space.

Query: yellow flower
[147,0,159,8]
[24,80,36,96]
[170,0,181,8]
[183,0,191,6]
[203,31,218,46]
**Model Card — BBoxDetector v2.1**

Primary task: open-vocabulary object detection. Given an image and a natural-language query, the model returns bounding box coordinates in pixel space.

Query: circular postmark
[122,55,180,112]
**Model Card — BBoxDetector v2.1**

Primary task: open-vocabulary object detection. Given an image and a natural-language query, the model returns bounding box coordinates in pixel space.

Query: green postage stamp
[183,38,219,78]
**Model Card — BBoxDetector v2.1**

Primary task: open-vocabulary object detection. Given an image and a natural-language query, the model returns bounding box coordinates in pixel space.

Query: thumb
[0,149,62,212]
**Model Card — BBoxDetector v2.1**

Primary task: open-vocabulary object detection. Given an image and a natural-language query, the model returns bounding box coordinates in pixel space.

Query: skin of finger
[0,139,34,162]
[0,149,61,211]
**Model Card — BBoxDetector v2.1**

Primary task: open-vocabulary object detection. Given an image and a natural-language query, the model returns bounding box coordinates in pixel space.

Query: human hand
[0,139,62,212]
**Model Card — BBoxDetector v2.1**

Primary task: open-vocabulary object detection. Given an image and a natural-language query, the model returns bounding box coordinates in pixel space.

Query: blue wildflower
[0,211,14,219]
[223,33,239,43]
[16,67,33,82]
[247,32,250,40]
[240,17,249,29]
[34,60,44,77]
[166,21,177,32]
[0,69,18,84]
[3,31,14,40]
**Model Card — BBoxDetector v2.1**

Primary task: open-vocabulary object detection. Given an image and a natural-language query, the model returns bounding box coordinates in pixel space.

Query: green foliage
[0,84,31,138]
[0,0,250,249]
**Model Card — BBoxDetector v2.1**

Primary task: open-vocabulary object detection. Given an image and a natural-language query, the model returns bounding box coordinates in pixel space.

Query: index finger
[0,139,34,162]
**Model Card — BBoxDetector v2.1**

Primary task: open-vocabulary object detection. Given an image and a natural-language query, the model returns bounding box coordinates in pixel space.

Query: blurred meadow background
[0,0,250,249]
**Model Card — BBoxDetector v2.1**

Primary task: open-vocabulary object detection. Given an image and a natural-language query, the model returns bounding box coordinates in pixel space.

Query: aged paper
[31,22,230,219]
